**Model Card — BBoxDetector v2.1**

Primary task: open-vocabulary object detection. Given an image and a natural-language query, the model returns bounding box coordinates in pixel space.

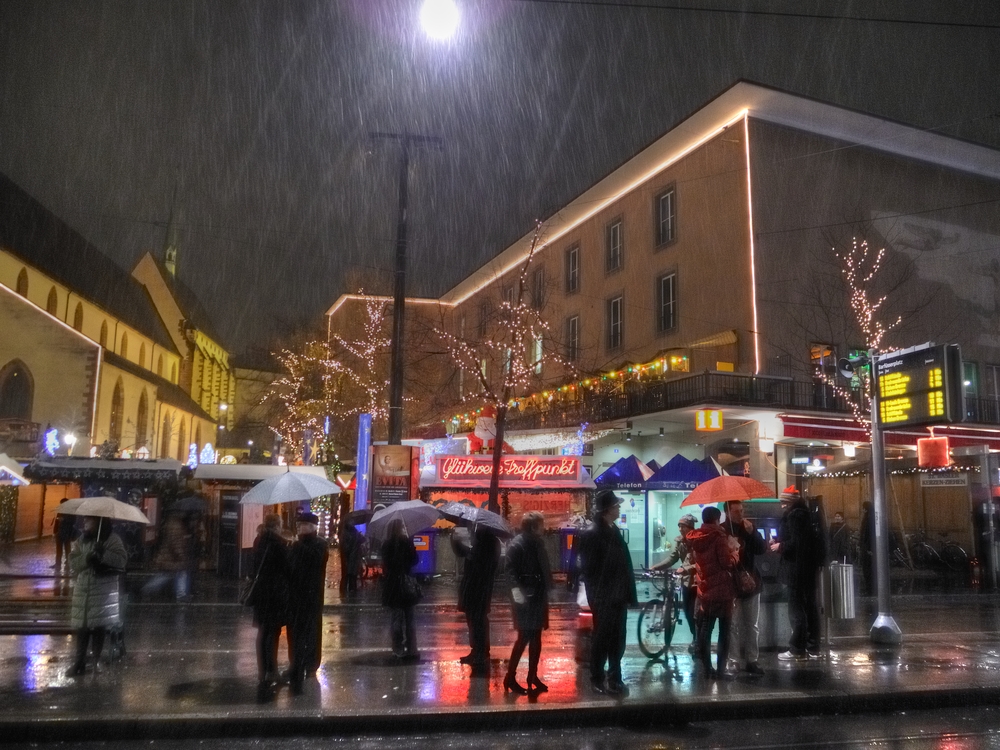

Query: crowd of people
[57,482,842,700]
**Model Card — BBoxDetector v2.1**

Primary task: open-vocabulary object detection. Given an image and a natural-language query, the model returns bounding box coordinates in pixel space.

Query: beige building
[0,173,227,464]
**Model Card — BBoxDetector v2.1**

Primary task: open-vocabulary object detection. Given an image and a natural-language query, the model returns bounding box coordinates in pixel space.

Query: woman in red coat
[686,505,738,678]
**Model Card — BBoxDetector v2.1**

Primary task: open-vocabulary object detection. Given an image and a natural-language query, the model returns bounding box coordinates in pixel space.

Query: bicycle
[636,569,684,660]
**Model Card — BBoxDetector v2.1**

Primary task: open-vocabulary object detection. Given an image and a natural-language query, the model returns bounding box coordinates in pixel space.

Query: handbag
[400,574,423,606]
[239,547,268,606]
[734,567,759,598]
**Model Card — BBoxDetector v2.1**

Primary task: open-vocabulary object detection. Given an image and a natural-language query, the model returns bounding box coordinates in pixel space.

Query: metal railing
[506,372,854,431]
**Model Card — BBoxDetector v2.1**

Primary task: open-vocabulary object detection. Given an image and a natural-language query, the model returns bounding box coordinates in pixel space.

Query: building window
[162,412,173,458]
[565,244,580,294]
[15,268,28,297]
[480,358,488,392]
[171,363,177,383]
[479,301,491,338]
[566,316,580,362]
[985,364,1000,401]
[138,343,146,370]
[136,391,148,449]
[606,295,623,351]
[502,284,514,305]
[46,286,58,315]
[964,362,979,398]
[99,321,108,348]
[0,360,33,420]
[73,302,83,331]
[606,218,623,273]
[156,354,164,377]
[657,272,677,332]
[109,379,125,444]
[531,267,545,309]
[176,418,187,462]
[532,335,543,375]
[120,332,129,360]
[655,187,676,247]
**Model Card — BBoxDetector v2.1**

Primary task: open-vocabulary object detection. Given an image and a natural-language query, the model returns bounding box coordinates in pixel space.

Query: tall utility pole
[369,132,443,445]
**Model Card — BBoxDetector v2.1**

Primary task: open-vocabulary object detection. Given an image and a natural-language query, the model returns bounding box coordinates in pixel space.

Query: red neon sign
[436,455,581,486]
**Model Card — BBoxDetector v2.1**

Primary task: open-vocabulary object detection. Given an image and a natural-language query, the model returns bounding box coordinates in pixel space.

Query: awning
[780,414,1000,450]
[0,453,29,484]
[688,330,738,349]
[194,464,330,483]
[25,457,184,482]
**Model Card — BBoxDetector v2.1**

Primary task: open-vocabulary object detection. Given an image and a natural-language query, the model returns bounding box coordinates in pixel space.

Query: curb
[5,684,1000,742]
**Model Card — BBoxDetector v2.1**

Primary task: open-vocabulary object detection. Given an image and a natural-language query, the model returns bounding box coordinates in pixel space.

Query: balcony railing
[505,372,855,432]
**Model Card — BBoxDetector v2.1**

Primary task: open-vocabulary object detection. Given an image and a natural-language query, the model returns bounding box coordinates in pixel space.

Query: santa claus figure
[466,404,513,455]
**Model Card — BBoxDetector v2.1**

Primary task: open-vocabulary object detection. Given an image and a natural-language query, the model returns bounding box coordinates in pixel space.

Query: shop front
[593,454,654,570]
[644,454,722,568]
[419,454,594,574]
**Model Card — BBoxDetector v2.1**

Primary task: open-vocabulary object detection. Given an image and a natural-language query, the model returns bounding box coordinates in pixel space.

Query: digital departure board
[875,344,964,429]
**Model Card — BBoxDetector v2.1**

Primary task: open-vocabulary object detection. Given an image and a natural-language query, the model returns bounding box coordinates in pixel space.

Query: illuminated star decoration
[44,428,59,456]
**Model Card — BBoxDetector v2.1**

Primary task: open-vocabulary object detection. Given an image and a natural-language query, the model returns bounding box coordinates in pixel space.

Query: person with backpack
[770,486,822,661]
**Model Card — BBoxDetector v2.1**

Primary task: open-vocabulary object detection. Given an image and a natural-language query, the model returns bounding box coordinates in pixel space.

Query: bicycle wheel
[662,592,680,649]
[637,599,668,659]
[940,543,969,572]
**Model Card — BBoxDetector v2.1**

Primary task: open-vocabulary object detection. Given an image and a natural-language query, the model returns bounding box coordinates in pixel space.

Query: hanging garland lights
[444,352,688,430]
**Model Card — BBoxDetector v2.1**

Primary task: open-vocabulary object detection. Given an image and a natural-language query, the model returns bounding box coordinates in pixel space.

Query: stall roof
[646,454,721,491]
[25,457,183,482]
[0,453,29,484]
[194,464,329,482]
[594,454,655,490]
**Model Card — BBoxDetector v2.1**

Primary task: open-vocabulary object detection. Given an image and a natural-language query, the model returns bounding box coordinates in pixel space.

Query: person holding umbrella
[687,505,739,679]
[287,511,329,694]
[457,524,501,674]
[380,517,420,660]
[250,513,291,700]
[725,500,766,676]
[67,516,128,676]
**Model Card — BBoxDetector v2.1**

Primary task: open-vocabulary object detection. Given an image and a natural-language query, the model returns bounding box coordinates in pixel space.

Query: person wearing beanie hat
[651,513,699,646]
[287,510,329,693]
[578,490,637,696]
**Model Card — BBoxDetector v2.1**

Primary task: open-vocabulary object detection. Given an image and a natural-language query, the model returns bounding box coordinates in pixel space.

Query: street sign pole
[869,349,902,646]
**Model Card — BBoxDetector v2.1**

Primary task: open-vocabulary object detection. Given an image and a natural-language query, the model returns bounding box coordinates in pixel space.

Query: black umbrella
[171,493,208,513]
[438,502,513,538]
[346,508,373,524]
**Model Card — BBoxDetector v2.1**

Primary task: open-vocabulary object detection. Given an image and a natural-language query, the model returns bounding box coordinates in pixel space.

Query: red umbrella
[680,475,774,507]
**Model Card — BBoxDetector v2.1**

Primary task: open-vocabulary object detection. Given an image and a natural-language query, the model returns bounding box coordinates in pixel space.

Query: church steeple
[163,182,181,278]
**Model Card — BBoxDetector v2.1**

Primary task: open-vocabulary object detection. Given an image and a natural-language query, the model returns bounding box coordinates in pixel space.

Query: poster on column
[371,445,418,507]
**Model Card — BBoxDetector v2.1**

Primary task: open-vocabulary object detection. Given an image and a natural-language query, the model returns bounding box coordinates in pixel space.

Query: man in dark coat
[457,526,501,672]
[251,514,291,699]
[770,487,821,660]
[579,490,637,696]
[287,511,329,694]
[338,519,363,595]
[828,511,853,564]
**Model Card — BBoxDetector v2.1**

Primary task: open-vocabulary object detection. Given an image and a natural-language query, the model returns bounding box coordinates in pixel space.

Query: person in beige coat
[67,516,127,676]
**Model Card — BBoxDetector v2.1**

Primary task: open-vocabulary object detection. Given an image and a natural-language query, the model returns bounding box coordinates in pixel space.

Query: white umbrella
[56,496,151,525]
[239,470,341,505]
[367,499,441,542]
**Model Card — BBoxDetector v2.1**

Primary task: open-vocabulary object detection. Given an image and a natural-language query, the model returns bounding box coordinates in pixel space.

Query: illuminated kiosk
[644,454,723,568]
[419,454,596,574]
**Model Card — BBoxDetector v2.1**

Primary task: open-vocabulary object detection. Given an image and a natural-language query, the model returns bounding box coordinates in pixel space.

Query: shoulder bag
[239,547,268,607]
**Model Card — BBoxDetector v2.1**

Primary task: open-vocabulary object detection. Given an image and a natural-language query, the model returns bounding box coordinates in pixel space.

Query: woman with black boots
[504,511,551,695]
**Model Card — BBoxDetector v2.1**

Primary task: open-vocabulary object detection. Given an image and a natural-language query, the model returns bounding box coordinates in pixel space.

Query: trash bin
[828,562,856,619]
[412,529,437,576]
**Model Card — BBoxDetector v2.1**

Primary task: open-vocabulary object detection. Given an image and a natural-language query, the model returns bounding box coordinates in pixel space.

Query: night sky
[1,1,997,354]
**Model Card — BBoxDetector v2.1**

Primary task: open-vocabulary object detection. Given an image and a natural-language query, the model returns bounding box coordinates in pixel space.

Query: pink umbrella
[679,475,774,507]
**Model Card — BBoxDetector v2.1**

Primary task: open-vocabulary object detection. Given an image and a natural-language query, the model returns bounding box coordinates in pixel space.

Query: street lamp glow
[420,0,459,40]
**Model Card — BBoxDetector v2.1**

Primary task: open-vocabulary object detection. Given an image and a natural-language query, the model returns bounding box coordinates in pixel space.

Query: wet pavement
[4,539,1000,740]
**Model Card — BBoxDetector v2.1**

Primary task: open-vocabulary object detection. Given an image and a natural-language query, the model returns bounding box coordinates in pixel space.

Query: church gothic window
[161,412,172,458]
[0,360,33,421]
[46,287,58,315]
[15,268,28,297]
[139,343,146,369]
[156,354,164,377]
[73,303,83,331]
[109,379,124,444]
[120,332,128,360]
[99,321,108,348]
[176,419,187,462]
[136,391,148,449]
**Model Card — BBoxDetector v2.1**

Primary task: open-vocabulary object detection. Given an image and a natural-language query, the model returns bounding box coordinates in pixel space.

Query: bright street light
[420,0,459,40]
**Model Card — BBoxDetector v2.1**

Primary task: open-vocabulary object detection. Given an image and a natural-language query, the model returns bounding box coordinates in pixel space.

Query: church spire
[163,181,181,278]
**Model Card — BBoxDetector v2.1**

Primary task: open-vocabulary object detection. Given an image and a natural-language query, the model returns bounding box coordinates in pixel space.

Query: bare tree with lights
[434,223,570,513]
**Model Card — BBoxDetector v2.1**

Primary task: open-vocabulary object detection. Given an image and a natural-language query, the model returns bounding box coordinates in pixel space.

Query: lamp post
[370,132,443,445]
